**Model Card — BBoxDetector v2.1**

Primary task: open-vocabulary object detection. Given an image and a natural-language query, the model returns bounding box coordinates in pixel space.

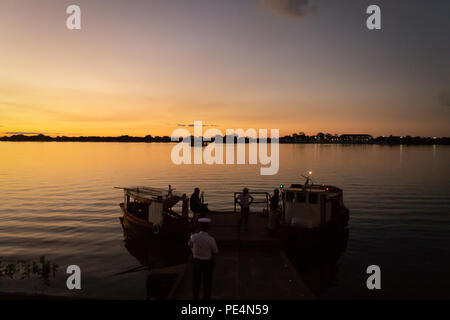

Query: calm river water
[0,142,449,299]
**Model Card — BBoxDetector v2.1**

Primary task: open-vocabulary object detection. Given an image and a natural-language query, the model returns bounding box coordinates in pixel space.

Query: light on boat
[280,184,284,188]
[308,171,313,175]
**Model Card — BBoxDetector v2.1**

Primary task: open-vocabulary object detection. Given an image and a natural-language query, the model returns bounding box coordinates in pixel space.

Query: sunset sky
[0,0,449,137]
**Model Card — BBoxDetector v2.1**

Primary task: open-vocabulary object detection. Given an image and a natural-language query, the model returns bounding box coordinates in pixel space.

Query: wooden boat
[118,186,193,241]
[117,178,349,247]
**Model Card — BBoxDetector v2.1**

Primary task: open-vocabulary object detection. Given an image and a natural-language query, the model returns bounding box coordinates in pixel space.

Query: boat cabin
[122,186,183,226]
[281,184,345,228]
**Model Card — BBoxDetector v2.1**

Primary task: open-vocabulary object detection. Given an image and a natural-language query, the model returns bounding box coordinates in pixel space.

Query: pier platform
[171,211,314,300]
[207,211,281,248]
[172,249,314,300]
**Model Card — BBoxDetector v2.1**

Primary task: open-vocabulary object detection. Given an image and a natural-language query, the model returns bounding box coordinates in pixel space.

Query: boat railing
[233,191,270,213]
[116,186,183,200]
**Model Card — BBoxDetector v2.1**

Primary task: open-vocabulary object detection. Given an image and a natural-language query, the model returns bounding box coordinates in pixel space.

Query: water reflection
[1,143,448,298]
[120,217,190,299]
[285,228,349,297]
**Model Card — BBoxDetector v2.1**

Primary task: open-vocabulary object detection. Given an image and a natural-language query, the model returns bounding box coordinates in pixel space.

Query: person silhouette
[188,218,218,300]
[236,187,254,231]
[190,187,209,217]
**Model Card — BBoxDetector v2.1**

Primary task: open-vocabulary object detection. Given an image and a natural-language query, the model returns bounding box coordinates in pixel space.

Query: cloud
[260,0,317,19]
[177,123,218,128]
[439,89,450,107]
[0,99,155,123]
[4,132,43,135]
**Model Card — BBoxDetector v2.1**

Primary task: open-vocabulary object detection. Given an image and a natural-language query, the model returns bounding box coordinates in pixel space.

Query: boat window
[295,192,306,203]
[309,193,318,204]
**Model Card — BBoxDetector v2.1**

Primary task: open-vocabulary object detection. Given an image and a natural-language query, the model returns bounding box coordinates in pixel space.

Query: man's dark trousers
[193,258,214,300]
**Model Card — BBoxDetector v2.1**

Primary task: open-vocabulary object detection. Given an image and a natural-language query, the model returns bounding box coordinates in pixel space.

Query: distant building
[339,134,373,143]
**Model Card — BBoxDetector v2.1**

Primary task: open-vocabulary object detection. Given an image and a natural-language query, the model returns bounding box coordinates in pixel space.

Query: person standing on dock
[188,218,218,300]
[181,193,189,218]
[236,187,254,231]
[190,187,210,217]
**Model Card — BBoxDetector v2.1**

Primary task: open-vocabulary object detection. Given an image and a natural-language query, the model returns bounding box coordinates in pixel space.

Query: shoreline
[1,133,449,145]
[1,139,449,146]
[1,141,448,145]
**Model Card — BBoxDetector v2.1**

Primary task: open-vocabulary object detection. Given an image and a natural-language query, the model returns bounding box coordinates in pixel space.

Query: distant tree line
[1,133,449,145]
[278,133,450,145]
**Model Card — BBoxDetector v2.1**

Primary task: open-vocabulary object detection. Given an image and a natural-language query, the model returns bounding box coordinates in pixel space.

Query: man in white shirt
[188,218,218,300]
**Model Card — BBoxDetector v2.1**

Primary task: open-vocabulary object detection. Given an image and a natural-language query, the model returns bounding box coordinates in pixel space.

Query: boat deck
[206,211,281,248]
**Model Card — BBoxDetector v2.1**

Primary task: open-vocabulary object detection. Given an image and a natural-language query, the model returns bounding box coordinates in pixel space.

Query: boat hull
[277,206,349,246]
[120,203,193,242]
[120,203,193,268]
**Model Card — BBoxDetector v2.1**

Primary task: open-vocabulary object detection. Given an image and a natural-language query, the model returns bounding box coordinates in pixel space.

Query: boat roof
[284,184,342,195]
[120,186,183,201]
